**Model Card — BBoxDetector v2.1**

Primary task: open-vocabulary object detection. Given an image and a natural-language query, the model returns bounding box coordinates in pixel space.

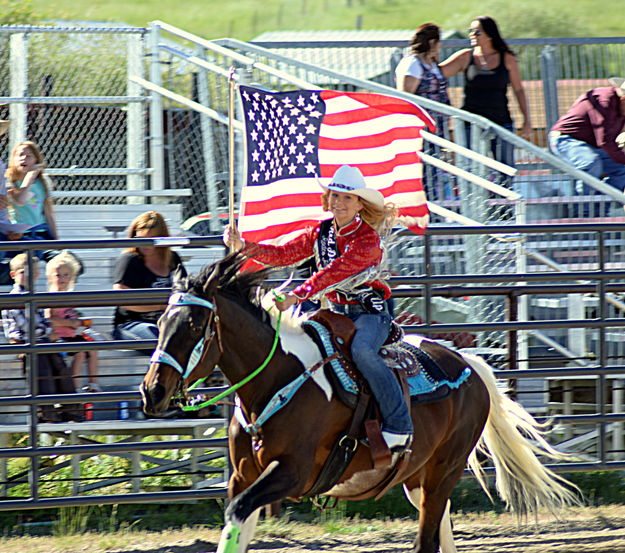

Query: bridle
[150,292,219,380]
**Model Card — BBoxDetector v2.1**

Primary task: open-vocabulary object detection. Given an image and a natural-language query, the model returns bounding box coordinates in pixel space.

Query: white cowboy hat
[0,120,9,137]
[609,77,625,96]
[321,165,385,209]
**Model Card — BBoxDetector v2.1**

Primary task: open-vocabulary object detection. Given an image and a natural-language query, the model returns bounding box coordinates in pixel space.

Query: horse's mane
[185,252,307,334]
[186,252,273,326]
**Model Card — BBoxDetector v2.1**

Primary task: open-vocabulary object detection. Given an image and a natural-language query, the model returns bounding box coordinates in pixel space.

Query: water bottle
[119,401,130,420]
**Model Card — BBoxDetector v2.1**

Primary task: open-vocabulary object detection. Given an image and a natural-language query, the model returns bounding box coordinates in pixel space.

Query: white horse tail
[461,352,581,516]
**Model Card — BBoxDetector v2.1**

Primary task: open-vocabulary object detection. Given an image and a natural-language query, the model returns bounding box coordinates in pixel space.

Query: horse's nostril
[142,381,168,414]
[151,382,167,406]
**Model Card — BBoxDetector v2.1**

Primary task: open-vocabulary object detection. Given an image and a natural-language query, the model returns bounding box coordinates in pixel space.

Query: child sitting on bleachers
[1,253,78,422]
[46,252,101,393]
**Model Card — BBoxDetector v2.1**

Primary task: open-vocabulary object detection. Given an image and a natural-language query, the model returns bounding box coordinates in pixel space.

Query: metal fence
[136,24,625,352]
[1,225,625,511]
[0,25,152,205]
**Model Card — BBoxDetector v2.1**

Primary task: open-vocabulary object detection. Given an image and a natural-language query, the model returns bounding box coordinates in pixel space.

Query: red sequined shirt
[246,217,390,305]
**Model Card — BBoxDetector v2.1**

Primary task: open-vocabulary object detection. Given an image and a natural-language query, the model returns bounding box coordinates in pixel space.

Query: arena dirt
[2,506,625,553]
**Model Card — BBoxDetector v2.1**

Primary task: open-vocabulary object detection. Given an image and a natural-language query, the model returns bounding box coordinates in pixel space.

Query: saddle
[301,309,472,498]
[305,310,414,472]
[308,310,417,378]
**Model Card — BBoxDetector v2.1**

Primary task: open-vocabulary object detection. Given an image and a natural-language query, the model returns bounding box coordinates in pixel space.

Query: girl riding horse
[224,165,412,454]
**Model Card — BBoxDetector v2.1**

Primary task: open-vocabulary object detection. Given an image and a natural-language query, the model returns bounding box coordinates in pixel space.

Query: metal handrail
[217,37,619,202]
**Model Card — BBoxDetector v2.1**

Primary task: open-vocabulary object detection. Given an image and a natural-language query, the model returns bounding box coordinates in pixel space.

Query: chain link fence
[0,26,148,206]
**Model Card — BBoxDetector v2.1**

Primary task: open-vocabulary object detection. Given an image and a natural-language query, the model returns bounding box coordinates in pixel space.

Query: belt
[330,302,388,316]
[549,130,566,139]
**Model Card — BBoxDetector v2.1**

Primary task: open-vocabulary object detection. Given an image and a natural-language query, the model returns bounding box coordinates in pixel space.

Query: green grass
[25,0,624,41]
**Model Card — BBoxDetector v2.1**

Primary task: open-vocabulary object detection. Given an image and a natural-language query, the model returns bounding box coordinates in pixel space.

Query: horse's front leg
[217,459,300,553]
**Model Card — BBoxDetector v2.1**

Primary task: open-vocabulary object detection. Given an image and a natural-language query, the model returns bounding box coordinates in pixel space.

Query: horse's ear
[172,265,187,292]
[202,264,220,298]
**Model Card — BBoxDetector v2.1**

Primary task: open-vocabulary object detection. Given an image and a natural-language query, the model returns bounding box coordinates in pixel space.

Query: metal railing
[0,224,624,510]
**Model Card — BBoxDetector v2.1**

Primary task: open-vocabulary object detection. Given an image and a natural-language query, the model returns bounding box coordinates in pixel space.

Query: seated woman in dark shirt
[112,210,187,350]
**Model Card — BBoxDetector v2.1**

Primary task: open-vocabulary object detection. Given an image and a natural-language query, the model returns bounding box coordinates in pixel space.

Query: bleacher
[0,200,225,424]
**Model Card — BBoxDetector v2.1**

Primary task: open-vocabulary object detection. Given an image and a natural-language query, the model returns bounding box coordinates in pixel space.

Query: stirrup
[381,431,412,453]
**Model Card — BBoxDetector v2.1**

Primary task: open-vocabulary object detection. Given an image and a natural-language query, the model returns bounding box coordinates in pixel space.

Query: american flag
[238,85,435,244]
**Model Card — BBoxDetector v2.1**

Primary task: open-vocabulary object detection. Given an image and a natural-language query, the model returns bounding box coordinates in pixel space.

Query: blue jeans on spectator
[349,310,413,435]
[550,133,625,191]
[550,133,625,217]
[113,321,159,355]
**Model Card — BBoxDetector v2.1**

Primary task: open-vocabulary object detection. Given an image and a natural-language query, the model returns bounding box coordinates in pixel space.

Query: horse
[141,253,579,553]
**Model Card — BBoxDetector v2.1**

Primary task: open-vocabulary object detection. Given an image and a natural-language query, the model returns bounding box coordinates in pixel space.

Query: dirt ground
[2,506,625,553]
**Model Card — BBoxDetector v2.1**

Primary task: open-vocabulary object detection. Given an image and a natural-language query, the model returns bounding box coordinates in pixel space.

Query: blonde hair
[5,141,52,195]
[123,210,174,268]
[46,251,81,289]
[9,253,39,274]
[321,191,398,234]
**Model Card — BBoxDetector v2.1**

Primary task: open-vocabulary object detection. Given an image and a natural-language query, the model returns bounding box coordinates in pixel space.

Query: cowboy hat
[321,165,385,209]
[609,77,625,96]
[0,120,9,137]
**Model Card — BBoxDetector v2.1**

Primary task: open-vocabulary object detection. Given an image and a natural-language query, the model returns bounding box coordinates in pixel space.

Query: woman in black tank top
[439,16,531,179]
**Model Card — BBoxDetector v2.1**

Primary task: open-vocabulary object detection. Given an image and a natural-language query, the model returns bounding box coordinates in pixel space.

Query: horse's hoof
[217,522,240,553]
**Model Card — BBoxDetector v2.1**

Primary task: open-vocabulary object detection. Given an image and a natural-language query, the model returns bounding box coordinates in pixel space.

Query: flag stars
[241,86,325,185]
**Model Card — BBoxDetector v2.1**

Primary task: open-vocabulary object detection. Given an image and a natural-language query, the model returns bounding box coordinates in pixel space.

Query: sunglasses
[468,28,482,36]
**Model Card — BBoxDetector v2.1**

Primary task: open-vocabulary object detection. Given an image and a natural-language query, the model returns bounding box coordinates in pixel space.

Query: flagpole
[228,67,237,251]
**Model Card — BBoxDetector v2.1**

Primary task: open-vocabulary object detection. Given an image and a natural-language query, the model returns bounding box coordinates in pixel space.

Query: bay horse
[141,254,578,553]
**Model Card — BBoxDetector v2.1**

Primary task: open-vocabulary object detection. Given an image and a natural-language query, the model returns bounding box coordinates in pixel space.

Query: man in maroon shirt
[549,78,625,214]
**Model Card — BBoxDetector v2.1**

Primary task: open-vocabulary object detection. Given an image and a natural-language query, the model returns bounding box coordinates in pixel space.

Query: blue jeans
[550,133,625,217]
[350,311,413,435]
[113,320,159,355]
[550,133,625,191]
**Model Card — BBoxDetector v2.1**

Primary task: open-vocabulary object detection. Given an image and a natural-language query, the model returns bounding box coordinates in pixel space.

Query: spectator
[395,23,454,200]
[549,77,625,215]
[112,211,187,352]
[4,140,85,272]
[396,23,450,129]
[5,141,58,242]
[440,16,532,175]
[0,121,32,283]
[1,254,78,422]
[46,252,101,393]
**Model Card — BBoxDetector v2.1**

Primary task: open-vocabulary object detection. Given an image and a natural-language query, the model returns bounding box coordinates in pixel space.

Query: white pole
[9,33,28,147]
[127,33,146,204]
[148,23,165,193]
[228,67,237,248]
